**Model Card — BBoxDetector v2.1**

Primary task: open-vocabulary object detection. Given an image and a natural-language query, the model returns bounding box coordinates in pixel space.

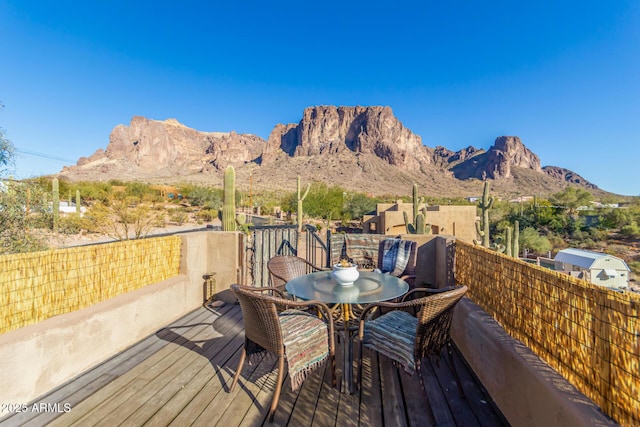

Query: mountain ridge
[59,106,606,198]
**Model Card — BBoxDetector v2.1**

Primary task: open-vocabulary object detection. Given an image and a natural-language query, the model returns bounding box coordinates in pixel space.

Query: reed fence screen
[455,240,639,427]
[0,236,182,335]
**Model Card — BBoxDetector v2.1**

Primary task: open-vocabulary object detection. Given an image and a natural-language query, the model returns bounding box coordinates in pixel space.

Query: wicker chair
[267,255,326,293]
[229,284,336,422]
[377,238,418,288]
[358,285,468,425]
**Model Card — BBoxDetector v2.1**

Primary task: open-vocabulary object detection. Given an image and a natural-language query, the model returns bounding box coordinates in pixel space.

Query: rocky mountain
[262,106,431,170]
[68,116,263,178]
[59,106,601,197]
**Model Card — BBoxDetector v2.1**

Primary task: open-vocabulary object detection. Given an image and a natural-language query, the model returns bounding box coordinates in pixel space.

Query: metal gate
[304,224,329,268]
[248,224,298,287]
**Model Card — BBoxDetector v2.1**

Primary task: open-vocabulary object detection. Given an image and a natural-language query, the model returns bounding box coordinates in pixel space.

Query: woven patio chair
[267,255,326,294]
[377,238,418,288]
[229,284,336,422]
[358,285,468,425]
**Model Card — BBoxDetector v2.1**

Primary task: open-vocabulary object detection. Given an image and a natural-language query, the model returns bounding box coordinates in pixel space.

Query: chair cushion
[363,310,417,375]
[279,309,329,390]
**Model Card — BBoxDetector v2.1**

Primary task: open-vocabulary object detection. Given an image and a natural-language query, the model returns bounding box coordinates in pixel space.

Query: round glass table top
[285,271,409,304]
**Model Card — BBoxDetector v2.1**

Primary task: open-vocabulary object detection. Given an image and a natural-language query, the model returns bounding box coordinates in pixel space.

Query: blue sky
[1,1,638,196]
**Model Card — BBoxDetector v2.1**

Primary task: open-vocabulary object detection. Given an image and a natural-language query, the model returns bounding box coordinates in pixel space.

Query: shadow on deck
[1,304,507,426]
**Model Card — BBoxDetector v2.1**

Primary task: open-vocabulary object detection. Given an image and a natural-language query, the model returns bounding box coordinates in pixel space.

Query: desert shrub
[169,208,189,226]
[570,229,589,241]
[606,245,629,256]
[125,182,154,200]
[152,214,166,228]
[196,208,217,222]
[628,261,640,275]
[74,181,112,203]
[620,221,640,238]
[576,238,597,249]
[588,227,609,241]
[83,203,112,233]
[58,215,88,234]
[84,199,158,240]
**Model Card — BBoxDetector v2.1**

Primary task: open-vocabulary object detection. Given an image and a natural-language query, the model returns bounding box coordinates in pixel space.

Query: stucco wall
[424,205,477,242]
[365,203,478,242]
[0,231,244,405]
[451,298,616,427]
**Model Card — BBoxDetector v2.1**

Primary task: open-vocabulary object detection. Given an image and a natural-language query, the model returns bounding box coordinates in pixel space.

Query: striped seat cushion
[279,309,329,390]
[363,310,417,375]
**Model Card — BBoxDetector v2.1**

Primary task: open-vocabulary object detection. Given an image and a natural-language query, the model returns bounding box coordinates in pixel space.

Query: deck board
[1,304,508,427]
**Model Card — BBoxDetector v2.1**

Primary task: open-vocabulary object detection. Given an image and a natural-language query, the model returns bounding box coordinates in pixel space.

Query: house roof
[555,248,630,271]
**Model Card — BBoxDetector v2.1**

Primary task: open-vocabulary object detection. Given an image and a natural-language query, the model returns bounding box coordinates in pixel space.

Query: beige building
[363,200,478,242]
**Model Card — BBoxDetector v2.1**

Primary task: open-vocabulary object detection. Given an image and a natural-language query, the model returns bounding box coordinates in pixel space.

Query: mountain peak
[59,107,601,197]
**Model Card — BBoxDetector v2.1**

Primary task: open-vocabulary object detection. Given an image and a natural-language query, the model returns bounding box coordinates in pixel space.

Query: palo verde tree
[0,104,49,253]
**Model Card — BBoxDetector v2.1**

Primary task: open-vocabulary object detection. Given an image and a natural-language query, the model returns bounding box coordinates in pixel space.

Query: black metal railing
[305,224,329,268]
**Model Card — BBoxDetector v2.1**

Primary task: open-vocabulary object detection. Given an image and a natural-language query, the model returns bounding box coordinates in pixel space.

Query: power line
[15,148,76,163]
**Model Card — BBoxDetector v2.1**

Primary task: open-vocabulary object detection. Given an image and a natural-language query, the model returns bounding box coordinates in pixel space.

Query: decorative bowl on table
[331,262,359,286]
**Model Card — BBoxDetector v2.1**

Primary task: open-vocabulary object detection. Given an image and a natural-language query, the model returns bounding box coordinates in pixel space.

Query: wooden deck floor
[1,304,508,427]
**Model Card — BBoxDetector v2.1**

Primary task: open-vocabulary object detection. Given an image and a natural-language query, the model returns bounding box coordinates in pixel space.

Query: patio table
[285,270,408,394]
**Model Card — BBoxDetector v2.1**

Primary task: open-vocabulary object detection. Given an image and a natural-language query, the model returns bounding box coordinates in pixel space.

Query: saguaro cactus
[404,183,431,234]
[52,178,59,233]
[474,181,494,247]
[76,189,81,215]
[513,220,520,258]
[221,165,237,231]
[296,175,310,233]
[505,227,513,257]
[411,184,424,224]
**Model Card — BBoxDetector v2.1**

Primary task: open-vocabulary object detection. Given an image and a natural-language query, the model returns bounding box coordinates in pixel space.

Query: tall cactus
[411,184,424,225]
[404,183,431,234]
[505,227,513,257]
[513,220,520,258]
[76,189,81,215]
[52,178,59,233]
[403,207,431,234]
[221,165,237,231]
[474,181,494,247]
[296,175,310,233]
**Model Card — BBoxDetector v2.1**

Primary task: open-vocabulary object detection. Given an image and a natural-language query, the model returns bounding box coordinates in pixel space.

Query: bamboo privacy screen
[455,240,639,427]
[0,236,181,335]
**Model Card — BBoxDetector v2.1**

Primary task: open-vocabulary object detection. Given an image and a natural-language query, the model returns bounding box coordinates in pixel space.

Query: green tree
[519,227,552,255]
[0,180,49,254]
[549,187,593,216]
[85,194,159,240]
[303,182,345,225]
[343,192,376,223]
[0,107,50,253]
[184,185,223,209]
